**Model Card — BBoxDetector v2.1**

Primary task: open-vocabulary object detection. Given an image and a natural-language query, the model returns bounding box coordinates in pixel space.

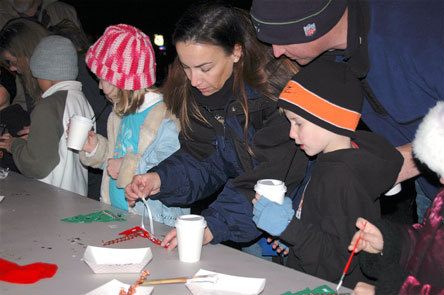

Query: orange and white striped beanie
[278,59,363,137]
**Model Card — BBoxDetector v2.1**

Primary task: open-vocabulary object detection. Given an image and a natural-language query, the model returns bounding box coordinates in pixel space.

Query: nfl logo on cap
[303,23,316,37]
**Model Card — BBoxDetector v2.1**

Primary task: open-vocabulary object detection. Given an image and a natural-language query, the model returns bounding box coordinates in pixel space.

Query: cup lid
[175,214,207,227]
[254,179,287,193]
[72,115,93,124]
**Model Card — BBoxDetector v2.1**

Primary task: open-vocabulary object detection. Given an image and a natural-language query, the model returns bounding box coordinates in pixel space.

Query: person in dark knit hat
[0,35,94,196]
[250,0,444,224]
[349,102,444,295]
[252,59,403,288]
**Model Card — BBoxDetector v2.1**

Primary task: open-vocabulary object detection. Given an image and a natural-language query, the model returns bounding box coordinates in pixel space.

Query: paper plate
[85,279,153,295]
[186,269,266,295]
[83,246,152,273]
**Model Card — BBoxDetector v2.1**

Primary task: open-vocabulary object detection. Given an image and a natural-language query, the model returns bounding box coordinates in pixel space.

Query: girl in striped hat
[78,24,189,226]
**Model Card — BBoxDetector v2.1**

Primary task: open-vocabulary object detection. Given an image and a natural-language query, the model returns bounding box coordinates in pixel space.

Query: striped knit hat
[85,24,156,90]
[278,59,362,137]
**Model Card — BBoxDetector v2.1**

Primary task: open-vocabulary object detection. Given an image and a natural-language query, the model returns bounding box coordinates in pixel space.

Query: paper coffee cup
[67,115,93,151]
[384,183,402,196]
[175,214,207,263]
[254,179,287,205]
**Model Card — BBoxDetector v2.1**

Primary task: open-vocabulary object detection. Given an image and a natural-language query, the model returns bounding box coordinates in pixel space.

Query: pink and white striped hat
[85,24,156,90]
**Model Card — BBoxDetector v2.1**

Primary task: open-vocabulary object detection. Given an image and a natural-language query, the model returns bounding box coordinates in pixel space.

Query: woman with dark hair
[126,2,306,255]
[0,17,50,112]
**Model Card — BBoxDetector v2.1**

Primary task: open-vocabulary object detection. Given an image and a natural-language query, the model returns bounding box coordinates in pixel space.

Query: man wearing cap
[250,0,444,223]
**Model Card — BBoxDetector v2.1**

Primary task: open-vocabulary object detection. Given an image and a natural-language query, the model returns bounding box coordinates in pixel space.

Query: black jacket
[280,131,403,288]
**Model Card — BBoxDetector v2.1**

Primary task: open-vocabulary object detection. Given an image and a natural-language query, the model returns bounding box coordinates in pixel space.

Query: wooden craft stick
[142,277,188,285]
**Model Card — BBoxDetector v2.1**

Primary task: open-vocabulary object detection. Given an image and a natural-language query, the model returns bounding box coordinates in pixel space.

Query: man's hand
[396,143,420,183]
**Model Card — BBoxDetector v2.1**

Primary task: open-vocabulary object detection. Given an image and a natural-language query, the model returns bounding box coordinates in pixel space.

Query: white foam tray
[83,246,152,273]
[85,279,153,295]
[186,269,266,295]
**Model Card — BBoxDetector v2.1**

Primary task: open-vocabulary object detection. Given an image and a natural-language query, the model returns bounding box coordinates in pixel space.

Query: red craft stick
[102,226,169,248]
[336,221,367,291]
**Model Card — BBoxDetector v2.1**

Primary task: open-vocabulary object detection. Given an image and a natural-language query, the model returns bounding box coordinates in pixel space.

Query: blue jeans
[415,181,432,223]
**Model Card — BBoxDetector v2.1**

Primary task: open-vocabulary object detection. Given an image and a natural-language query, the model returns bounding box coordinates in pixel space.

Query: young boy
[0,35,94,195]
[252,59,403,288]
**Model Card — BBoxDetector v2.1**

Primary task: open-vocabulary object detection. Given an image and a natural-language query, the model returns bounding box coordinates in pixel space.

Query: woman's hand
[125,172,161,206]
[353,282,375,295]
[348,217,384,254]
[161,227,214,250]
[107,158,123,179]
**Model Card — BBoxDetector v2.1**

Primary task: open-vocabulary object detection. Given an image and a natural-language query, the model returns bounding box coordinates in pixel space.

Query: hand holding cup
[66,115,94,151]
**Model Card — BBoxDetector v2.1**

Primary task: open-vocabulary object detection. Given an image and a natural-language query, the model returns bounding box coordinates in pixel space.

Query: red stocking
[0,258,58,284]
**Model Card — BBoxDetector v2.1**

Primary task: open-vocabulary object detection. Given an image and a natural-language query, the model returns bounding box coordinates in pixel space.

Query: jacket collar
[42,80,82,98]
[323,0,369,79]
[136,91,163,113]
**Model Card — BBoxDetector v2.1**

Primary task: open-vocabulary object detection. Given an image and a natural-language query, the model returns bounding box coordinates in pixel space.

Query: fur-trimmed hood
[413,101,444,178]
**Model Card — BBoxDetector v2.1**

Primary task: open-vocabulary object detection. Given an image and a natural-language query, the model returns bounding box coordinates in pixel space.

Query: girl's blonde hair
[113,86,159,117]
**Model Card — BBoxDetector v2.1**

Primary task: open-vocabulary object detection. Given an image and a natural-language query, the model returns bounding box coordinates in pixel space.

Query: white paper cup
[384,183,402,196]
[254,179,287,205]
[175,214,207,263]
[67,115,93,151]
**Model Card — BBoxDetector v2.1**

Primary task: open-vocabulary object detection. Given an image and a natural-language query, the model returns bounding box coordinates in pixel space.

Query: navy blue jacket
[151,88,306,244]
[329,0,444,200]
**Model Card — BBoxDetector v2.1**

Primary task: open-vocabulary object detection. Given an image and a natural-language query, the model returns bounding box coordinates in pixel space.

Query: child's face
[37,79,53,93]
[99,79,119,103]
[285,110,342,156]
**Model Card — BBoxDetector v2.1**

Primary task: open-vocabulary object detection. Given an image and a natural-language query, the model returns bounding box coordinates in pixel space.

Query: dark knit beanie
[250,0,347,45]
[278,59,363,137]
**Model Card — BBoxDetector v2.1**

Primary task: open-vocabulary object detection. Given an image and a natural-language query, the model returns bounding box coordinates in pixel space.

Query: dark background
[63,0,252,83]
[64,0,252,39]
